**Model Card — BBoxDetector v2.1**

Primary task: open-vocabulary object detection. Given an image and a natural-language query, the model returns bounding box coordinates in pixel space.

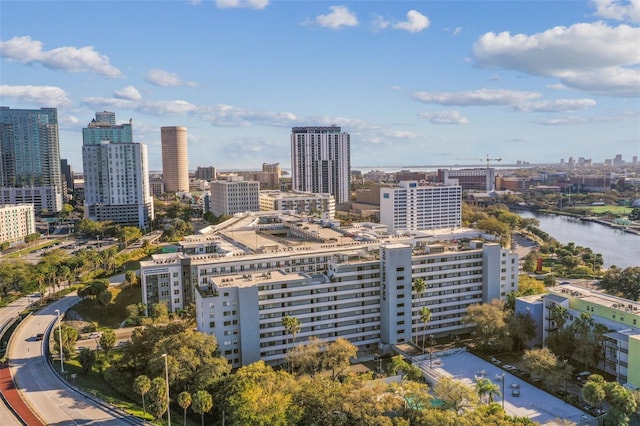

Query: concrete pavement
[8,295,140,425]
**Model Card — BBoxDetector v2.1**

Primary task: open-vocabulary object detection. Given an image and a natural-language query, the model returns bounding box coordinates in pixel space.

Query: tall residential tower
[161,126,189,193]
[82,112,154,229]
[290,126,350,204]
[0,107,63,212]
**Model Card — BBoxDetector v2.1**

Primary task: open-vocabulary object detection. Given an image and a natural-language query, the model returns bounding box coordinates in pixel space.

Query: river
[518,211,639,269]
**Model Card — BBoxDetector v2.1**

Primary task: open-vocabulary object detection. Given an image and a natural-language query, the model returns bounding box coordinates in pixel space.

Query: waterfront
[518,211,639,269]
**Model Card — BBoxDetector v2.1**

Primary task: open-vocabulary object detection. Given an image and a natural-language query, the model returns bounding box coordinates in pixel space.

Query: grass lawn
[587,205,632,215]
[72,283,142,328]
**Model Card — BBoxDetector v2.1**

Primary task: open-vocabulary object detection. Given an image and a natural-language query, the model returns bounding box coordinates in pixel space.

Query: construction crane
[454,155,502,168]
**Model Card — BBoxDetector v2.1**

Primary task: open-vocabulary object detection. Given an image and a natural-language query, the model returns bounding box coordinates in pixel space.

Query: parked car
[511,383,521,397]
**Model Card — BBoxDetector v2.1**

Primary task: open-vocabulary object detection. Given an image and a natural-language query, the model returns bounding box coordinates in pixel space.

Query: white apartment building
[0,187,61,214]
[82,141,154,229]
[82,113,154,229]
[380,181,462,233]
[291,126,351,204]
[0,204,35,244]
[141,212,518,368]
[209,176,259,217]
[259,190,335,219]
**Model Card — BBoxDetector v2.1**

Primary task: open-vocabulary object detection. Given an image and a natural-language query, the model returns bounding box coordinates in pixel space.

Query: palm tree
[133,375,151,415]
[177,391,192,426]
[475,377,501,405]
[282,315,300,373]
[549,304,568,331]
[419,307,432,354]
[124,270,137,289]
[191,390,213,426]
[412,278,426,346]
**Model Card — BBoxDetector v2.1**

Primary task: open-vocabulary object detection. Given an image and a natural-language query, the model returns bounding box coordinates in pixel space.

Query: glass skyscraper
[0,107,63,212]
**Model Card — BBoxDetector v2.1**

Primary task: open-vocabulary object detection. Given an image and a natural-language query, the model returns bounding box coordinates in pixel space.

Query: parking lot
[428,350,594,425]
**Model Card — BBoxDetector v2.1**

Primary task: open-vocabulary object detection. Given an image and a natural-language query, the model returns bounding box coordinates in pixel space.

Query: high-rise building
[161,126,189,193]
[82,112,154,229]
[95,111,116,125]
[380,181,462,233]
[291,126,350,204]
[195,166,217,181]
[0,107,63,212]
[437,168,496,192]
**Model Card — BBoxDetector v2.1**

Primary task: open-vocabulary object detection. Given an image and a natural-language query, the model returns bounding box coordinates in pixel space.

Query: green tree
[286,337,323,376]
[191,390,213,426]
[118,226,143,247]
[97,289,113,312]
[599,266,640,301]
[53,324,78,358]
[464,300,509,354]
[387,355,423,382]
[148,376,168,420]
[434,376,478,415]
[322,337,358,381]
[133,375,151,415]
[177,391,192,426]
[522,347,561,387]
[508,312,537,351]
[78,348,96,373]
[99,329,116,356]
[419,306,432,353]
[412,278,426,345]
[124,270,138,289]
[475,377,501,405]
[282,315,300,372]
[225,361,302,426]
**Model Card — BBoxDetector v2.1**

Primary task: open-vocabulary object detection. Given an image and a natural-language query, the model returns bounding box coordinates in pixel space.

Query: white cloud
[81,97,137,110]
[200,104,297,127]
[113,86,142,101]
[513,98,597,112]
[315,6,359,29]
[0,36,122,78]
[392,10,430,33]
[473,22,640,96]
[139,100,199,115]
[215,0,269,9]
[419,110,469,124]
[371,15,390,32]
[453,27,462,36]
[145,69,197,87]
[0,84,70,106]
[412,89,541,106]
[592,0,640,23]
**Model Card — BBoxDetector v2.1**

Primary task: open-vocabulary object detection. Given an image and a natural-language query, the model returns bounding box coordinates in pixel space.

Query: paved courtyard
[420,350,594,425]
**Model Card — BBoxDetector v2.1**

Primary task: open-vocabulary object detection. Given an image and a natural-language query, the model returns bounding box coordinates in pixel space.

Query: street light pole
[162,354,171,425]
[496,373,505,410]
[54,309,64,373]
[429,334,434,369]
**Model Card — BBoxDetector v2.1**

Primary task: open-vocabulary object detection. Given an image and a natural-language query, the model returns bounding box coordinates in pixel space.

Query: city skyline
[0,0,638,171]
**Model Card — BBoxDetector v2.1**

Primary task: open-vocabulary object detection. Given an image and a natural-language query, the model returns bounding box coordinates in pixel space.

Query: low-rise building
[0,204,35,244]
[259,190,335,219]
[516,283,640,388]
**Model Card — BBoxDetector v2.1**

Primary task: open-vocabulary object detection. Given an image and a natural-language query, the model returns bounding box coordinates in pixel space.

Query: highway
[8,295,142,425]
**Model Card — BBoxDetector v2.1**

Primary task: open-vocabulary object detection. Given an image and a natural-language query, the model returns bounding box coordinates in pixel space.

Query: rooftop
[549,283,640,314]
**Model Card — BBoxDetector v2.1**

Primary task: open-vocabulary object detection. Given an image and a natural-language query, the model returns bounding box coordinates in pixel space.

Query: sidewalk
[0,364,45,426]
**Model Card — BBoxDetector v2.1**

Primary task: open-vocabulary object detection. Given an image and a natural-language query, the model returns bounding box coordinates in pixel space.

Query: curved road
[8,295,140,425]
[1,295,40,426]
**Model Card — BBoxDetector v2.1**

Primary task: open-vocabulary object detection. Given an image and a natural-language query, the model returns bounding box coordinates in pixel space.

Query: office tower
[95,111,116,125]
[82,112,154,229]
[60,159,74,201]
[195,166,217,181]
[262,162,281,180]
[437,168,496,192]
[209,175,259,216]
[161,126,189,193]
[291,126,351,204]
[0,107,63,212]
[380,181,462,233]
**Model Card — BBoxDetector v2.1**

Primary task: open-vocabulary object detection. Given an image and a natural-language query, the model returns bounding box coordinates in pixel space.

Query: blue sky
[1,0,639,172]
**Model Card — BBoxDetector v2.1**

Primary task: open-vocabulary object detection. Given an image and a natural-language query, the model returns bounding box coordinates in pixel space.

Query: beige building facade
[161,126,189,193]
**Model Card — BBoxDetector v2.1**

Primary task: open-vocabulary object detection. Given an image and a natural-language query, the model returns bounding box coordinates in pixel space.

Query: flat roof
[212,269,310,289]
[550,284,640,313]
